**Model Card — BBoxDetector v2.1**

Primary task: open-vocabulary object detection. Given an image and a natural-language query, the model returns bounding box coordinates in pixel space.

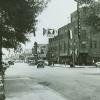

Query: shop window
[81,44,86,48]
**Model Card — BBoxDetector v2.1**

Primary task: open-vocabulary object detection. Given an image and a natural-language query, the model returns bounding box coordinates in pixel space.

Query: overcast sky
[24,0,77,49]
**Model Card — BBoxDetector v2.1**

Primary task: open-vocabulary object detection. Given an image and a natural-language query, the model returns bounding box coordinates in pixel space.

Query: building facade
[72,4,100,65]
[48,24,73,64]
[48,3,100,65]
[37,44,48,60]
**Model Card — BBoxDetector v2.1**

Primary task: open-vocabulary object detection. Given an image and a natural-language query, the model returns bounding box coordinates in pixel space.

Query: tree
[0,0,49,73]
[74,0,93,4]
[75,0,100,32]
[0,0,49,46]
[84,1,100,32]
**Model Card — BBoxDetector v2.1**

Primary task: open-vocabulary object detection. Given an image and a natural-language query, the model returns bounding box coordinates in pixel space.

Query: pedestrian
[65,61,66,67]
[70,62,73,68]
[52,61,54,66]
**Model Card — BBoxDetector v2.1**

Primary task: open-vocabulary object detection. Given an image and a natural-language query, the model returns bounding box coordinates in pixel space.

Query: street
[5,63,100,100]
[1,0,100,100]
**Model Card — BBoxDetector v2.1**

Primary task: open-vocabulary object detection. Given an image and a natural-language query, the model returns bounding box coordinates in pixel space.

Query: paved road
[5,63,100,100]
[32,67,100,100]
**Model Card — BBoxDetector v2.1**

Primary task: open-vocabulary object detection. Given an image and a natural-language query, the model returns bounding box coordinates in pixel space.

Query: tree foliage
[84,2,100,32]
[75,0,93,4]
[0,0,48,49]
[85,14,100,32]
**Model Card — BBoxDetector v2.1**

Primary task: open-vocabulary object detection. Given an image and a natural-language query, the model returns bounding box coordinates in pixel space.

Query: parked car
[28,60,35,65]
[0,76,5,100]
[8,60,14,65]
[37,60,44,68]
[95,62,100,67]
[44,60,48,66]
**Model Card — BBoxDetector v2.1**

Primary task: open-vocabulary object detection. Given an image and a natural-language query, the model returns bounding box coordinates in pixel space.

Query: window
[81,30,86,40]
[81,44,86,48]
[83,7,87,14]
[94,41,97,48]
[64,42,66,53]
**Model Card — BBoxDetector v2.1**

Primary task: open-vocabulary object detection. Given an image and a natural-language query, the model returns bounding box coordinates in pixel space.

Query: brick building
[58,24,72,64]
[48,24,72,64]
[48,2,100,65]
[71,4,100,64]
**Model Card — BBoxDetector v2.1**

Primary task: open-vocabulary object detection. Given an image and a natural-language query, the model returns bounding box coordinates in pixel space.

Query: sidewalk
[52,64,95,68]
[6,83,67,100]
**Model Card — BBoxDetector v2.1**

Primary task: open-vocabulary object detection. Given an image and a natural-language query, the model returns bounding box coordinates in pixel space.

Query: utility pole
[72,35,76,67]
[0,13,3,77]
[69,29,75,68]
[0,36,3,75]
[34,42,38,64]
[58,30,60,64]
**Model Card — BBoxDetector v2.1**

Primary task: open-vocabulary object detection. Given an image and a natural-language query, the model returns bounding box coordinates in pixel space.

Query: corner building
[48,3,100,65]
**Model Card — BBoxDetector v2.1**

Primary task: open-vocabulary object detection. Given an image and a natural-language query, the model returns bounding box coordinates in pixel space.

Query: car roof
[96,62,100,63]
[38,60,44,62]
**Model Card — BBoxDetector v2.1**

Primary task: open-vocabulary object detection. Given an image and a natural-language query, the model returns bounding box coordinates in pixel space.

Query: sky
[23,0,77,49]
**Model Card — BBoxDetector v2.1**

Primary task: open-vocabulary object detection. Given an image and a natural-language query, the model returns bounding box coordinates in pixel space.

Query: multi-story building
[48,24,72,64]
[48,2,100,65]
[71,3,100,65]
[47,36,59,63]
[71,8,91,65]
[37,44,48,60]
[32,43,48,59]
[32,43,48,63]
[58,24,72,64]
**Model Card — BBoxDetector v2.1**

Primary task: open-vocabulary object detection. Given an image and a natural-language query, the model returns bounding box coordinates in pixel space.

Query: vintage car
[8,60,14,65]
[37,60,44,68]
[95,62,100,67]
